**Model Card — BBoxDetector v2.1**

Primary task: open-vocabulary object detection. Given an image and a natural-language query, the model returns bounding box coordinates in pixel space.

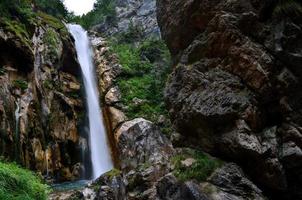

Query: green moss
[2,19,32,49]
[13,79,28,91]
[43,80,54,89]
[105,168,121,180]
[110,38,171,127]
[172,149,223,182]
[37,12,68,36]
[43,29,60,60]
[0,161,50,200]
[0,67,6,75]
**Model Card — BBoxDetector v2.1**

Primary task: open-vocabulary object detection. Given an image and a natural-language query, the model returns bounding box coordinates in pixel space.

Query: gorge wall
[0,14,86,182]
[92,0,159,37]
[157,0,302,199]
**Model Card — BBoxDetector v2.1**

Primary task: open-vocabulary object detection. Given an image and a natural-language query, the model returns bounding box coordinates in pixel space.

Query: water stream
[67,24,113,180]
[14,99,20,160]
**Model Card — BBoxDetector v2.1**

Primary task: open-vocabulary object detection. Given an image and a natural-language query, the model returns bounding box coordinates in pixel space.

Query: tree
[34,0,68,19]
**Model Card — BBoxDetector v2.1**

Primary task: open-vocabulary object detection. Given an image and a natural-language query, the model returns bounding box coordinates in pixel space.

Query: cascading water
[67,24,113,179]
[15,99,20,160]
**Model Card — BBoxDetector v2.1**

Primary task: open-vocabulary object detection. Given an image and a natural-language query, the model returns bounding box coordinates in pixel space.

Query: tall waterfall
[67,24,113,179]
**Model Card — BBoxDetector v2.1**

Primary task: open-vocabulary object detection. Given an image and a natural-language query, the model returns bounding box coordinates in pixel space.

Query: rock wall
[157,0,302,199]
[92,0,159,37]
[0,16,86,182]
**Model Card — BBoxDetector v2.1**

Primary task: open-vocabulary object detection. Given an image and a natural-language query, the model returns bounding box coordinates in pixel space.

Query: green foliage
[34,0,68,19]
[111,43,152,76]
[110,36,171,124]
[13,79,28,91]
[70,0,117,29]
[116,22,144,44]
[0,161,50,200]
[43,80,54,89]
[172,149,223,182]
[105,168,121,180]
[42,28,61,61]
[0,67,6,75]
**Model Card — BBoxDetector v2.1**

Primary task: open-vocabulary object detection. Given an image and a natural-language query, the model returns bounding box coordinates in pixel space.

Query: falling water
[67,24,113,179]
[14,99,20,160]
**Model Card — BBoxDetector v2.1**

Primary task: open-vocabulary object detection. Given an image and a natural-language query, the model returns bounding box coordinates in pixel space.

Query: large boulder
[157,0,302,198]
[115,118,174,172]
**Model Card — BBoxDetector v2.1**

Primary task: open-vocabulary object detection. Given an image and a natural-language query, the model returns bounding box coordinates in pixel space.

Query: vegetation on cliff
[69,0,116,29]
[108,27,172,134]
[0,161,49,200]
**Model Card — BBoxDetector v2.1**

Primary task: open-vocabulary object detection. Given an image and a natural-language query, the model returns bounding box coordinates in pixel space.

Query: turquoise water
[51,180,90,192]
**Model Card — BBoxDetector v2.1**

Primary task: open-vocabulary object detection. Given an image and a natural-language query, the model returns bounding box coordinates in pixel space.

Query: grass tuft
[0,161,50,200]
[172,149,223,182]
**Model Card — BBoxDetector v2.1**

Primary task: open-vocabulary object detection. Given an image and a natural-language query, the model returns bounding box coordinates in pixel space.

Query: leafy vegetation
[109,32,171,128]
[34,0,67,19]
[13,79,28,91]
[0,161,50,200]
[70,0,117,29]
[172,149,223,182]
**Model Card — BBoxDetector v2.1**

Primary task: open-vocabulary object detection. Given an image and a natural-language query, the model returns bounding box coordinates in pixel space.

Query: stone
[108,107,127,131]
[114,118,174,172]
[181,158,196,168]
[205,163,266,200]
[105,86,121,105]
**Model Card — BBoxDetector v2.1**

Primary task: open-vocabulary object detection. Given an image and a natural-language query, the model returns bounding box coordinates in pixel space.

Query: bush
[13,79,28,91]
[0,161,50,200]
[172,149,223,182]
[110,37,171,125]
[71,0,117,29]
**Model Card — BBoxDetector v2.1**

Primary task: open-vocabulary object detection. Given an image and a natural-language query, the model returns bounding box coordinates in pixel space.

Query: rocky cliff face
[157,0,302,199]
[0,15,86,182]
[92,0,159,37]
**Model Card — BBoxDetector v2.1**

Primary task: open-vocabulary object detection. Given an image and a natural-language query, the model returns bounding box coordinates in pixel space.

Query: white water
[15,99,20,139]
[67,24,113,179]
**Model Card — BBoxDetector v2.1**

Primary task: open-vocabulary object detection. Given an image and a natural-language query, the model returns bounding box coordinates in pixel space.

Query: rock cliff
[0,14,86,182]
[157,0,302,199]
[92,0,159,37]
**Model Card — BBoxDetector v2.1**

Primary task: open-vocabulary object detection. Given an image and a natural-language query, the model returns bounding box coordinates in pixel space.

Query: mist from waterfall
[67,24,113,180]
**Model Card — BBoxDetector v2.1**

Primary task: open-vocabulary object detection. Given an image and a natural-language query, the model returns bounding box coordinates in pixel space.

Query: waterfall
[67,24,113,179]
[14,99,20,160]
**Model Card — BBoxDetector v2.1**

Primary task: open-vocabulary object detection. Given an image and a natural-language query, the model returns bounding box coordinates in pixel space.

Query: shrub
[0,161,50,200]
[110,35,171,131]
[72,0,117,29]
[13,79,28,91]
[171,149,223,182]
